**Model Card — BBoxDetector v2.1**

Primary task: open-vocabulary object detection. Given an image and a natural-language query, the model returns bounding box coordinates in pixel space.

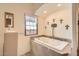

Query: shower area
[29,3,73,56]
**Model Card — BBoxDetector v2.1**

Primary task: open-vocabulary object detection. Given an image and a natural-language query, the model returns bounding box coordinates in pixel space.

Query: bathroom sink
[5,30,16,33]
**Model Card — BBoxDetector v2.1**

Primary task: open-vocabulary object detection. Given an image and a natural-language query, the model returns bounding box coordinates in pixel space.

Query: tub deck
[31,35,71,56]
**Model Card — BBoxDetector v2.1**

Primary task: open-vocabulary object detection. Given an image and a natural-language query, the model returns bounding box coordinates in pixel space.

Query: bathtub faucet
[51,23,57,38]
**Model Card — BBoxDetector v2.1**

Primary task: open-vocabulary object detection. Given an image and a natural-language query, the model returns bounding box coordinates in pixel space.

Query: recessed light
[43,11,47,14]
[57,4,62,7]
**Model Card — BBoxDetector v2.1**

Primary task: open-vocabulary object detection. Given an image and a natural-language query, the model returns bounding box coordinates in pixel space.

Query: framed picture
[5,12,14,28]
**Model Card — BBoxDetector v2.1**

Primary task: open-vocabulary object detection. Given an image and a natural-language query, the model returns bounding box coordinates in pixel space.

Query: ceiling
[31,3,43,14]
[35,3,72,18]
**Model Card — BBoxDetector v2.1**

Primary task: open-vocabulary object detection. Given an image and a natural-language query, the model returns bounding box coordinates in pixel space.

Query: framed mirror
[5,12,14,28]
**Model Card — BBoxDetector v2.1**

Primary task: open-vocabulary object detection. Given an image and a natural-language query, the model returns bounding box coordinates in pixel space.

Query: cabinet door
[4,33,18,56]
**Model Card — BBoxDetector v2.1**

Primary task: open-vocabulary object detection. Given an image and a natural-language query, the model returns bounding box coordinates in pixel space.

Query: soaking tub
[31,36,70,56]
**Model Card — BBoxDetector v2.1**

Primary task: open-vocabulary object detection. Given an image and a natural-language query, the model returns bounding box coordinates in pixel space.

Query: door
[77,20,79,55]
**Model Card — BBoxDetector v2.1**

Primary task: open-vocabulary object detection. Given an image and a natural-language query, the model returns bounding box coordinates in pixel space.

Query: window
[25,16,38,36]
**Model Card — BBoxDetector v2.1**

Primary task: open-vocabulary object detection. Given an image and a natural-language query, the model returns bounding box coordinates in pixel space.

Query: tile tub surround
[30,35,71,56]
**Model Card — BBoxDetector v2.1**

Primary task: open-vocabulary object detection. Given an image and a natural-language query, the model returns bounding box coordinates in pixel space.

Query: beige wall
[0,11,4,55]
[75,4,79,51]
[38,5,73,55]
[0,4,35,56]
[71,4,79,56]
[37,16,46,35]
[44,8,72,40]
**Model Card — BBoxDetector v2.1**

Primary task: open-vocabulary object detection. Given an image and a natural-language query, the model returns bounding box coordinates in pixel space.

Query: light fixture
[43,10,47,14]
[57,4,62,7]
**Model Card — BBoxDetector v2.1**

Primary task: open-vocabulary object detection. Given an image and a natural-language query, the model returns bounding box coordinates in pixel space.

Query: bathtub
[31,36,70,56]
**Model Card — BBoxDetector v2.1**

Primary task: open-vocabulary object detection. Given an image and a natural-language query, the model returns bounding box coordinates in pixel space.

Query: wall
[44,8,72,40]
[0,4,34,56]
[37,16,46,35]
[71,4,78,56]
[43,6,73,55]
[72,4,78,55]
[0,11,4,55]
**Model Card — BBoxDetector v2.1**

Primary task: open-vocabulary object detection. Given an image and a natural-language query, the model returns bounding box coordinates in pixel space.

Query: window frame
[24,15,38,36]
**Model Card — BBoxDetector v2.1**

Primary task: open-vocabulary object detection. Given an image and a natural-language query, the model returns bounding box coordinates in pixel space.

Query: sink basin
[5,30,16,33]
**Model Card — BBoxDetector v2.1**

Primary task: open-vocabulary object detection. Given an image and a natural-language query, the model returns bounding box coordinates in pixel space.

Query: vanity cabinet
[4,32,18,56]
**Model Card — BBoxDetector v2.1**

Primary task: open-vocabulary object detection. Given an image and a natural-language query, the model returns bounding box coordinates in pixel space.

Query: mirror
[5,12,14,28]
